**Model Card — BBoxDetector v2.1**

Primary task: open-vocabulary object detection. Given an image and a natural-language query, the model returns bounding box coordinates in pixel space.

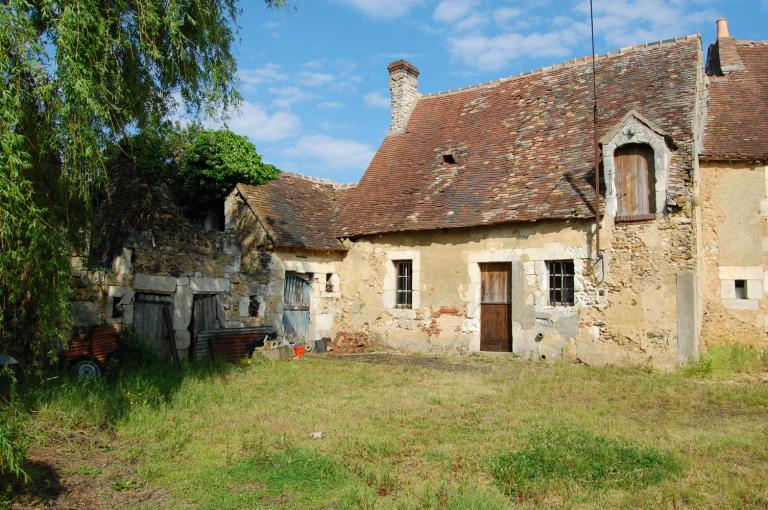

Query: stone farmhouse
[73,20,767,368]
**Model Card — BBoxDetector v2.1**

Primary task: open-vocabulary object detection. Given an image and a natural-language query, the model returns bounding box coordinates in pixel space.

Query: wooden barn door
[191,294,223,360]
[283,272,311,343]
[134,293,173,358]
[480,263,512,352]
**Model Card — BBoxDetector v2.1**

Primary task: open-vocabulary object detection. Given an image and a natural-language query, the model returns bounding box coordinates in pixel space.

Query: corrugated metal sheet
[194,327,275,363]
[62,325,119,363]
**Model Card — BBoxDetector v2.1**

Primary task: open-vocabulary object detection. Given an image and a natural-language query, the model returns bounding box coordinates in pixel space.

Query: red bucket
[293,346,305,358]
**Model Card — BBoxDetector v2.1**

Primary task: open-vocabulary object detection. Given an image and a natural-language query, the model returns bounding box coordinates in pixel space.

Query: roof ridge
[421,34,701,100]
[280,171,340,186]
[734,39,768,46]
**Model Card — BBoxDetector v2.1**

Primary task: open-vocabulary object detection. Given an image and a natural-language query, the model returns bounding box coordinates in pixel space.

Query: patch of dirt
[325,352,497,373]
[9,432,169,510]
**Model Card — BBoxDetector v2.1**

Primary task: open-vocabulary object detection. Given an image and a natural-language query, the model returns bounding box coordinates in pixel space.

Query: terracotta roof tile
[237,173,345,251]
[702,40,768,160]
[338,37,701,237]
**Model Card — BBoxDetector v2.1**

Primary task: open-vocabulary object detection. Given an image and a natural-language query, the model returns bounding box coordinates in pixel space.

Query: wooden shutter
[615,144,655,219]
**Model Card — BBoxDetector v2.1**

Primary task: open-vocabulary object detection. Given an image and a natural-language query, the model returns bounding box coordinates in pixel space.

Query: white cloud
[335,0,423,20]
[239,64,287,90]
[364,91,390,108]
[434,0,489,30]
[298,71,335,87]
[434,0,479,23]
[448,30,575,70]
[573,0,716,47]
[268,86,314,108]
[283,134,375,171]
[212,101,300,142]
[318,101,347,109]
[493,7,522,25]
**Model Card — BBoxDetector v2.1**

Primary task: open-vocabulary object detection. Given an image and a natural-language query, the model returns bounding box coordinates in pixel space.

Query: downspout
[589,0,602,263]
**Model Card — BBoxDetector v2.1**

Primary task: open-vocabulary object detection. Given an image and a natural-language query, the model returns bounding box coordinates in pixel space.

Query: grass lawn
[7,348,768,509]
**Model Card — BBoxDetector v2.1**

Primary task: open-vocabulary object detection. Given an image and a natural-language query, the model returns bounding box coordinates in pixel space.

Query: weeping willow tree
[0,0,286,371]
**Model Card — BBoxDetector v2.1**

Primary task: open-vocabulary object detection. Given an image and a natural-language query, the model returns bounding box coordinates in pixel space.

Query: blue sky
[203,0,767,183]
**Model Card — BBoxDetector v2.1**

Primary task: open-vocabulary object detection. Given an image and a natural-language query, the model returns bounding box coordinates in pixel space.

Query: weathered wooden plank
[615,143,655,217]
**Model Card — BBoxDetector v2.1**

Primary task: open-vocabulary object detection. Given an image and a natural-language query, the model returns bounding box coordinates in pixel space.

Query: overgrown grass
[490,428,681,498]
[6,345,768,509]
[685,344,768,378]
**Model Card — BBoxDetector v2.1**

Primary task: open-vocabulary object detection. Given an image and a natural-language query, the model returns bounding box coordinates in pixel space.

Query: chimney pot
[716,18,730,39]
[387,60,420,135]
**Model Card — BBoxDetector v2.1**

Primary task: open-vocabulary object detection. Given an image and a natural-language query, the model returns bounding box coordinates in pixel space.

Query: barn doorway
[191,293,224,360]
[283,272,311,344]
[133,293,173,358]
[479,263,512,352]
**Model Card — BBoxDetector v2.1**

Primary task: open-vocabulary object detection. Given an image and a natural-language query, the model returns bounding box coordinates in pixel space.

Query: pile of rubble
[329,332,370,354]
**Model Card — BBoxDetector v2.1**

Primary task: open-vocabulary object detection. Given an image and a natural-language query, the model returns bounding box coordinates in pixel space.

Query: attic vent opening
[442,153,457,165]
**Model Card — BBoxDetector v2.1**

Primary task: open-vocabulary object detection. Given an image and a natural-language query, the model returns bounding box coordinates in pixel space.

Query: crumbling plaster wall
[266,250,345,342]
[699,161,768,346]
[334,215,694,367]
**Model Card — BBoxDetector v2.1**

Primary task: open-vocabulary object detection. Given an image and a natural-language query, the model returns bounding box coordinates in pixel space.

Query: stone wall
[699,160,768,346]
[332,215,694,368]
[71,190,276,359]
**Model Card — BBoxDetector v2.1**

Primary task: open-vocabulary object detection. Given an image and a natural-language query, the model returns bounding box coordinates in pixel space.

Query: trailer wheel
[74,359,101,379]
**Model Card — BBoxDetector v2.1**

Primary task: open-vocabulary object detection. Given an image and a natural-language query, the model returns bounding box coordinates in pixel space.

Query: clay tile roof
[702,40,768,160]
[237,173,346,251]
[338,37,701,237]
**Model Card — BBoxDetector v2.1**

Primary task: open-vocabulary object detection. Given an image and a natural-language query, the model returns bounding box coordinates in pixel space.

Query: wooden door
[480,263,512,352]
[283,272,311,343]
[615,143,655,218]
[134,293,173,358]
[192,294,223,360]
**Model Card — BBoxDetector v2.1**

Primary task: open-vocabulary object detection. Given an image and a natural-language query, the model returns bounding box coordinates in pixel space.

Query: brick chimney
[706,18,744,76]
[387,60,420,134]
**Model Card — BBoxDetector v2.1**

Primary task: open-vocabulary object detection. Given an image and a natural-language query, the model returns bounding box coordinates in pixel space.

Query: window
[547,260,575,306]
[325,273,334,293]
[248,295,260,316]
[395,260,413,309]
[614,143,656,220]
[735,280,747,299]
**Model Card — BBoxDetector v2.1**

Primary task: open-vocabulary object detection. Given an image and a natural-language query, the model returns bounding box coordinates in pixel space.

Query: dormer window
[614,143,656,220]
[442,153,457,165]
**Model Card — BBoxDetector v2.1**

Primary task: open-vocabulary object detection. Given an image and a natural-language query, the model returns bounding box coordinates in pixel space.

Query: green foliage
[180,129,278,205]
[0,0,285,372]
[685,345,768,378]
[107,125,184,186]
[0,405,28,482]
[490,427,681,497]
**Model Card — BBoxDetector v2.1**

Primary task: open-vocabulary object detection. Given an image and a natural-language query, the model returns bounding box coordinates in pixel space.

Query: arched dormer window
[600,111,673,221]
[614,143,656,220]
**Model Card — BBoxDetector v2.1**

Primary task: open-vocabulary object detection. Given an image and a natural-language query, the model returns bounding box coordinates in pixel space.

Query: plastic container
[293,346,306,358]
[314,338,330,353]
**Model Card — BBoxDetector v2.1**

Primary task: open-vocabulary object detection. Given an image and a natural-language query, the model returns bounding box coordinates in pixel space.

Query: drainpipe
[590,0,602,263]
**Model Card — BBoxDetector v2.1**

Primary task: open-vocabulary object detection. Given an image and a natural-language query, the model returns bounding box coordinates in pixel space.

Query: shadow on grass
[15,355,235,432]
[1,460,62,506]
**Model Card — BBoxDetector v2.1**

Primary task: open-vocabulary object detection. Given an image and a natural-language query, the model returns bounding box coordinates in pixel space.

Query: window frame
[546,260,575,307]
[394,260,413,309]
